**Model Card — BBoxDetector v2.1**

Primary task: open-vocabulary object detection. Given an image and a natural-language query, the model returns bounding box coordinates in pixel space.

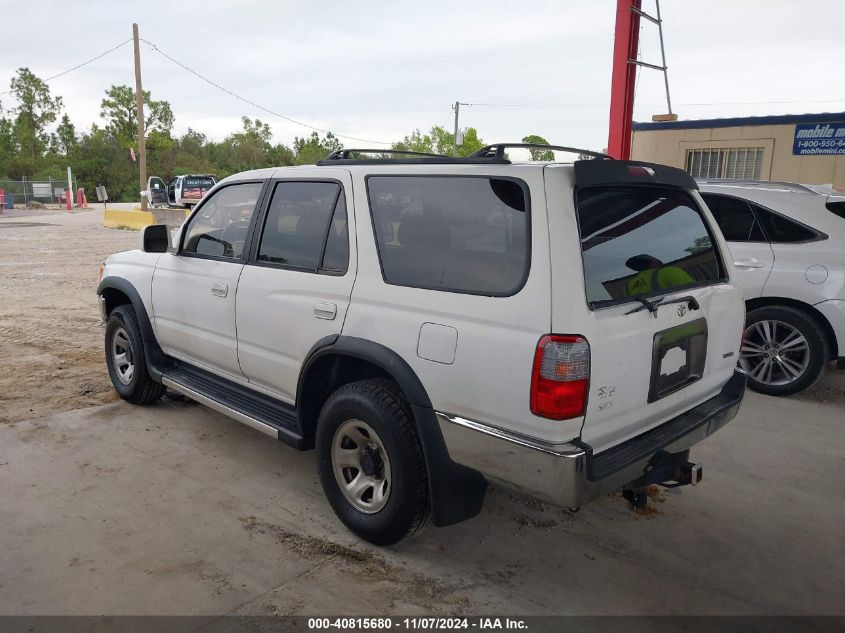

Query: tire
[316,379,430,545]
[105,305,166,405]
[740,305,829,397]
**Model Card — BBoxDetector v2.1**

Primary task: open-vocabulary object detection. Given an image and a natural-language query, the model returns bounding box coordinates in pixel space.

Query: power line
[140,38,393,146]
[463,99,845,108]
[0,38,132,97]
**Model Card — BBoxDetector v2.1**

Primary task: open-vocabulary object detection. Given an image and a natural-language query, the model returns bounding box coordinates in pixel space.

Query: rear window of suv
[576,186,724,307]
[367,176,530,296]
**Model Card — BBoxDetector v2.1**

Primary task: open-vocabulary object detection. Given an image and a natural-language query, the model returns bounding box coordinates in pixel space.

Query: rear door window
[701,193,766,242]
[256,181,348,272]
[576,186,724,307]
[366,176,530,296]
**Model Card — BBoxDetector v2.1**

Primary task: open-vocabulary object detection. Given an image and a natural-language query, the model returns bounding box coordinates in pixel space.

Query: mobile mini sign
[792,122,845,155]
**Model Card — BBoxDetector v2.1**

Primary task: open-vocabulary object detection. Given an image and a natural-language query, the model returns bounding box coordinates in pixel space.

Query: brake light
[530,335,590,420]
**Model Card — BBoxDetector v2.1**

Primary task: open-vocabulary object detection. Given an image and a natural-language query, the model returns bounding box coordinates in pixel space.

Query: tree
[393,129,434,154]
[100,85,174,145]
[292,131,342,164]
[0,112,15,177]
[521,135,554,161]
[429,125,485,157]
[9,67,63,161]
[55,114,77,157]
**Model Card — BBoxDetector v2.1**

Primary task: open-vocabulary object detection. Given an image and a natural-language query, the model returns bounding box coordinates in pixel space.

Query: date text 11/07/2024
[307,617,528,630]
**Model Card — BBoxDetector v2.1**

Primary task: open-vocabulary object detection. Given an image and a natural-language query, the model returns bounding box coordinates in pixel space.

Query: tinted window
[576,187,723,306]
[182,182,262,258]
[367,176,529,296]
[257,181,346,271]
[752,204,818,243]
[701,193,766,242]
[322,192,349,272]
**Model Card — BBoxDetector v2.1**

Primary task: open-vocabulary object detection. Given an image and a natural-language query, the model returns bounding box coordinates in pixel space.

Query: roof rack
[316,148,510,166]
[470,143,613,161]
[324,148,449,160]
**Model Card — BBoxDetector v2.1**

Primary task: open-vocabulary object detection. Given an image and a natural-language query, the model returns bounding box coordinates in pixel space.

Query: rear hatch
[545,162,744,453]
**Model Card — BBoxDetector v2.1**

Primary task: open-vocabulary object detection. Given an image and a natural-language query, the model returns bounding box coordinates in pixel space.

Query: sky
[0,0,842,153]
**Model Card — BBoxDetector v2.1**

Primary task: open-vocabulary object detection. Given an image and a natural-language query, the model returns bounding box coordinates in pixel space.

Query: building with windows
[631,112,845,188]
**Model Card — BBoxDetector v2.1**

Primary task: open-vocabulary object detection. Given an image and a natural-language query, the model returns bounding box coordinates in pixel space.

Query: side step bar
[161,364,305,449]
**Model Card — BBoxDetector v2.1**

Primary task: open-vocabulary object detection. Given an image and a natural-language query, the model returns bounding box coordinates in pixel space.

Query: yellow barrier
[103,207,191,229]
[103,209,156,230]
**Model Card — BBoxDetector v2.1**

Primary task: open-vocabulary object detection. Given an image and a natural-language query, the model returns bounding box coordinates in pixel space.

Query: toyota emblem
[677,304,687,317]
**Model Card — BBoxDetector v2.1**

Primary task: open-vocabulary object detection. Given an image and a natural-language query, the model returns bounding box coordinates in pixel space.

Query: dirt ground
[0,207,136,423]
[1,207,843,617]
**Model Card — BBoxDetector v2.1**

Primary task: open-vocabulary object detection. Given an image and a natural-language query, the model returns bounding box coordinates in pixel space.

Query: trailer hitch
[622,450,703,510]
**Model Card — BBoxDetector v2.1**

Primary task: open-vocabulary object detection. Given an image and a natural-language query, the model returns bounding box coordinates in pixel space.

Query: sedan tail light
[530,335,590,420]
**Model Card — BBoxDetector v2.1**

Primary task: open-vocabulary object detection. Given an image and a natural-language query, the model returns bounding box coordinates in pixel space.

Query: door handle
[314,302,337,320]
[211,282,229,297]
[733,258,766,269]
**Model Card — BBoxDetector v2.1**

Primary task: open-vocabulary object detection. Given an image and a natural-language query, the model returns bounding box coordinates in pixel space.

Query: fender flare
[97,277,170,381]
[297,335,488,527]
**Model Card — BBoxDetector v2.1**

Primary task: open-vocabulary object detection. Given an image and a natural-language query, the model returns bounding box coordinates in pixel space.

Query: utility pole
[452,101,461,156]
[132,23,147,211]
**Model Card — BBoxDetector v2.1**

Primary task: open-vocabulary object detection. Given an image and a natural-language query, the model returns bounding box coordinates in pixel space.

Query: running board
[161,364,304,449]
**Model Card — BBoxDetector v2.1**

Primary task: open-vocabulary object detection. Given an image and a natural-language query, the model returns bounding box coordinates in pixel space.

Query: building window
[686,147,764,180]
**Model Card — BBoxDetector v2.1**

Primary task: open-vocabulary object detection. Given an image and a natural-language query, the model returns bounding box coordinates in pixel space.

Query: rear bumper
[436,369,746,508]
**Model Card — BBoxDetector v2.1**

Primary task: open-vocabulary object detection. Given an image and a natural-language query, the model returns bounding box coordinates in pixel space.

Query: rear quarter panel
[343,164,587,444]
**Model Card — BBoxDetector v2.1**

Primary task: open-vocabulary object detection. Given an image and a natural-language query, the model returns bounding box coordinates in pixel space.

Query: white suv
[97,145,746,545]
[699,181,845,396]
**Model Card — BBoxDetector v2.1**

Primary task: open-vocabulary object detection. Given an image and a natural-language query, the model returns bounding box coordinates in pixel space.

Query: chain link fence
[0,178,81,211]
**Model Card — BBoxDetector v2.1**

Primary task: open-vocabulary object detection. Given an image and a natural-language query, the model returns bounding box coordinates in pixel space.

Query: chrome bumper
[436,370,746,508]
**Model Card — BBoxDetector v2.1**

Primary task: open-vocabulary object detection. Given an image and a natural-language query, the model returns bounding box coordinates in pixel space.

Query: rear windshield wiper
[625,294,700,317]
[625,296,665,317]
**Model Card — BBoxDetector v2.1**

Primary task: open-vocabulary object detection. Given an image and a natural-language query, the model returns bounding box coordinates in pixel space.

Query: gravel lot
[0,208,843,616]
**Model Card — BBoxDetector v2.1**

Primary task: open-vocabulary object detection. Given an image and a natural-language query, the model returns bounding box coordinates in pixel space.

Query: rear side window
[367,176,530,296]
[752,204,819,243]
[701,193,766,242]
[576,187,724,307]
[257,181,348,272]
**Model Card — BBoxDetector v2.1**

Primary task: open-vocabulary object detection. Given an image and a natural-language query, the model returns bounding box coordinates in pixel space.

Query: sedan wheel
[740,319,809,387]
[740,306,828,397]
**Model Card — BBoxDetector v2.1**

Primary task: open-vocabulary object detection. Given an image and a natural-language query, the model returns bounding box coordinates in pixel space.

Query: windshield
[576,186,724,307]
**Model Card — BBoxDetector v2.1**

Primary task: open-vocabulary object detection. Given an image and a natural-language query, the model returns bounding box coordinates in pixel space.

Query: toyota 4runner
[97,144,747,545]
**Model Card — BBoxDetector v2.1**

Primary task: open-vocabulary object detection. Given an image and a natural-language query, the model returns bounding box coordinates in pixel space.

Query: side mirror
[140,224,170,253]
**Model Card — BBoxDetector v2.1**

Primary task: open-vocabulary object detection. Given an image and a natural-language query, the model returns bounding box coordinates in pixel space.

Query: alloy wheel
[740,319,810,386]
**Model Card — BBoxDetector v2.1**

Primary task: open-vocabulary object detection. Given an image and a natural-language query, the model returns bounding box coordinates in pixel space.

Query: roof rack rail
[470,143,613,161]
[316,148,511,166]
[323,148,449,160]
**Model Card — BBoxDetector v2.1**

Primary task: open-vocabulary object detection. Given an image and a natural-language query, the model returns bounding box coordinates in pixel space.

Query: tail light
[530,335,590,420]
